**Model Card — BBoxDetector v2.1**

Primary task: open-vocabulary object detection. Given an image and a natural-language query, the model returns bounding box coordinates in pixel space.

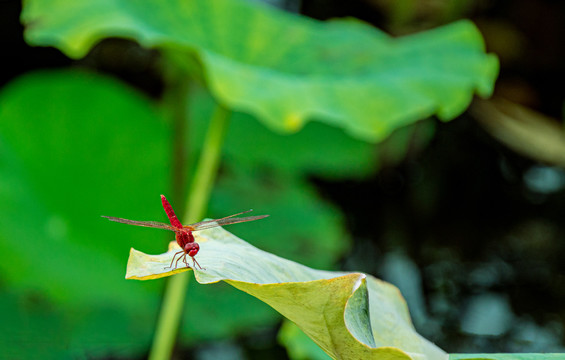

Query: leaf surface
[22,0,498,141]
[0,70,168,357]
[127,227,448,360]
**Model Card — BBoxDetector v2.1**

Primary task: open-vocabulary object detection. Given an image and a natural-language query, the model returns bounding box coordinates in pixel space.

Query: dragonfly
[102,195,268,270]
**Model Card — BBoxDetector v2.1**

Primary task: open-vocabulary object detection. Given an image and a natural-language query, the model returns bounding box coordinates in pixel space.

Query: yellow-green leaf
[127,227,447,360]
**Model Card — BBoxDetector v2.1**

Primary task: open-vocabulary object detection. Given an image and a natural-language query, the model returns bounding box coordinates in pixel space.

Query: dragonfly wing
[192,214,269,232]
[185,209,253,229]
[102,216,176,230]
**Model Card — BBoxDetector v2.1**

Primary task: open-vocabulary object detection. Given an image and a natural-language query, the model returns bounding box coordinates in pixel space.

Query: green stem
[148,103,231,360]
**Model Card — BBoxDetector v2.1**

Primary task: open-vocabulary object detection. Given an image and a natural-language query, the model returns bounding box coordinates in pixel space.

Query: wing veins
[102,216,176,230]
[192,214,269,231]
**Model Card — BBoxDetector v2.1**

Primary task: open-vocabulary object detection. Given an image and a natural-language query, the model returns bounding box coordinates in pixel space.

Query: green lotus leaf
[22,0,498,141]
[127,227,447,360]
[0,70,168,357]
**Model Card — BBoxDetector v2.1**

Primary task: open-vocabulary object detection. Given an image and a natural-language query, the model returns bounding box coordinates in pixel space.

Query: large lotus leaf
[0,70,169,357]
[0,70,169,302]
[22,0,498,141]
[127,227,448,360]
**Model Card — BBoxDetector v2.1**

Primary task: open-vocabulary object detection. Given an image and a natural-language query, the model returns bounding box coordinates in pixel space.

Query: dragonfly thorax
[175,229,195,248]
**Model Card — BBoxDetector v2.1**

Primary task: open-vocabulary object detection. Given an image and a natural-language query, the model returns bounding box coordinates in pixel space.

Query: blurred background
[1,0,564,358]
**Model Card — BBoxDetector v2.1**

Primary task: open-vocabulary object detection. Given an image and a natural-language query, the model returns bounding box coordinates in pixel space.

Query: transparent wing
[186,209,253,229]
[102,216,176,231]
[190,212,269,232]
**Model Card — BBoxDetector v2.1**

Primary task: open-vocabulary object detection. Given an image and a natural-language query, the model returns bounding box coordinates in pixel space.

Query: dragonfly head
[185,242,200,257]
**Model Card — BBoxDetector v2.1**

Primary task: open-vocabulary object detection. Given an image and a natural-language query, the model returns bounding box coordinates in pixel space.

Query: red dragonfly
[103,195,268,270]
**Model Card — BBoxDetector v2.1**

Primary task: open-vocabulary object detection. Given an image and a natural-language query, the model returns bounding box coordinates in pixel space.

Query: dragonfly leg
[191,256,204,270]
[174,253,185,270]
[165,250,185,270]
[166,250,203,270]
